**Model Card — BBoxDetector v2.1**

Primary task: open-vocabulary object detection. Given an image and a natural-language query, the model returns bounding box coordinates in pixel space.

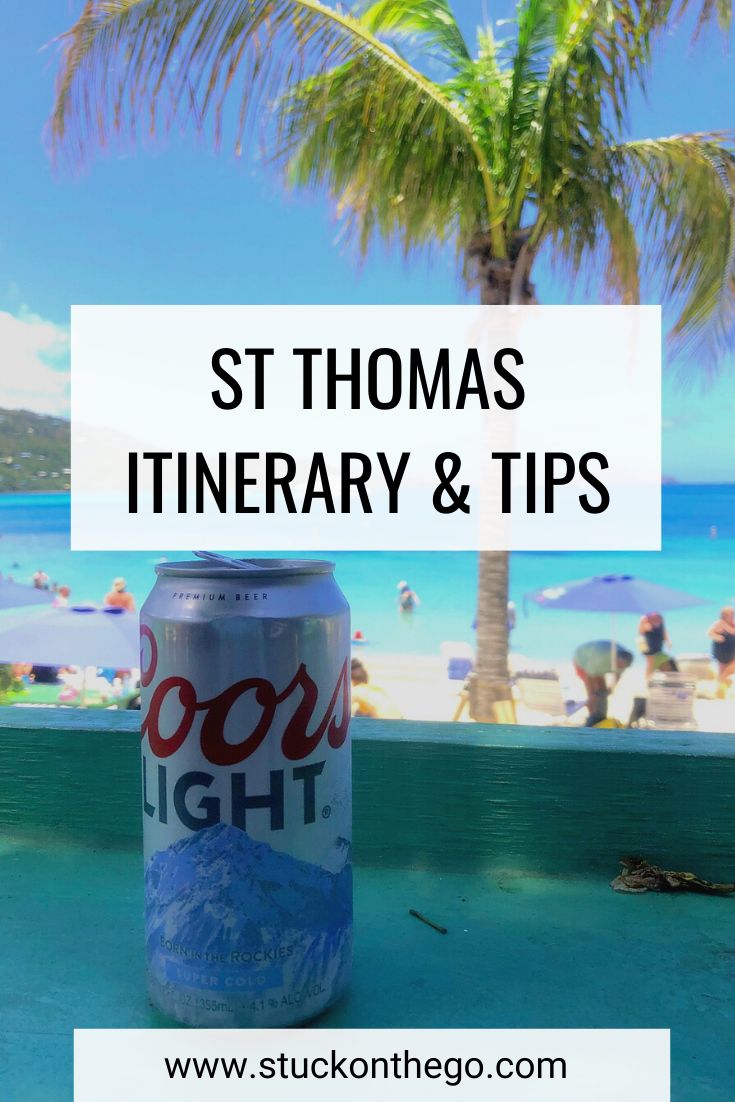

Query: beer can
[139,558,352,1027]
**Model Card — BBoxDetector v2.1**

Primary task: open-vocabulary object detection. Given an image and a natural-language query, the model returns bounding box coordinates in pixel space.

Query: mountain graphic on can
[140,557,352,1026]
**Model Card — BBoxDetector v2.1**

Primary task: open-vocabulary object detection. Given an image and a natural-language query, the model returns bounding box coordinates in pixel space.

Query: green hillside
[0,408,70,492]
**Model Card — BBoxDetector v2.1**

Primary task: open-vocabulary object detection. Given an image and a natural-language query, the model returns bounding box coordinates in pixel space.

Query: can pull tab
[193,550,261,571]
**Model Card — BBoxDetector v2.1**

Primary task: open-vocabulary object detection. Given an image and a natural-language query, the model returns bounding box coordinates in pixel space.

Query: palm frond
[359,0,471,64]
[614,133,735,358]
[279,56,486,254]
[540,131,735,355]
[542,164,642,308]
[51,0,505,252]
[674,0,732,34]
[500,0,664,239]
[50,0,735,354]
[501,0,556,228]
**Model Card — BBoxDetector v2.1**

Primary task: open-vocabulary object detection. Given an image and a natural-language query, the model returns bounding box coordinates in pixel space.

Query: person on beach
[573,640,633,726]
[52,585,71,608]
[350,658,403,719]
[104,577,136,611]
[637,612,671,679]
[708,607,735,695]
[32,569,49,590]
[397,580,420,613]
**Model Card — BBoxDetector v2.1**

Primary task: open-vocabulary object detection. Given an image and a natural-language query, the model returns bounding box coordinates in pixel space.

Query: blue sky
[1,2,733,480]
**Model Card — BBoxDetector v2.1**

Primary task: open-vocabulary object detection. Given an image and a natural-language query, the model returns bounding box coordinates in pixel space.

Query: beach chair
[513,671,586,725]
[440,641,474,681]
[639,673,697,731]
[675,653,715,693]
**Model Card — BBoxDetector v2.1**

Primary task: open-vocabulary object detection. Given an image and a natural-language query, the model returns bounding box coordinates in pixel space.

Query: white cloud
[0,309,70,417]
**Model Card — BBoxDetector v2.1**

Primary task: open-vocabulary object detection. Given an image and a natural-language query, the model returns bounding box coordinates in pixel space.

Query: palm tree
[51,0,735,720]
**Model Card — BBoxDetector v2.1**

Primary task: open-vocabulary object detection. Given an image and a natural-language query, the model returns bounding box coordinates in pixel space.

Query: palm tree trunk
[467,232,536,721]
[472,547,511,718]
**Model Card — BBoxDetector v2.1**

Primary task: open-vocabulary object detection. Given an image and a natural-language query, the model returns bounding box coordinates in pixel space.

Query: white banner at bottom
[74,1028,669,1101]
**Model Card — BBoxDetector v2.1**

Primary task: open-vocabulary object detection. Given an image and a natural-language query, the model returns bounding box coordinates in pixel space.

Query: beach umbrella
[0,604,139,669]
[524,573,709,667]
[0,577,54,610]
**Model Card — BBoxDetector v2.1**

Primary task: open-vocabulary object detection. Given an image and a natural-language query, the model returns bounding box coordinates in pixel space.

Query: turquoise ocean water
[1,487,733,662]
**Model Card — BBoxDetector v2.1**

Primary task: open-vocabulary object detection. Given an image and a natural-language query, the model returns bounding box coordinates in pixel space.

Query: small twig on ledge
[409,908,448,935]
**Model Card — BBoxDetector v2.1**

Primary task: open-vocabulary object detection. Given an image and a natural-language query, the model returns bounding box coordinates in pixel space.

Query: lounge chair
[675,653,715,694]
[513,670,586,725]
[638,673,697,731]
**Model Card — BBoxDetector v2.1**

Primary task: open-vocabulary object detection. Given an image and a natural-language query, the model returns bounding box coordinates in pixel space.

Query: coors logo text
[140,625,350,765]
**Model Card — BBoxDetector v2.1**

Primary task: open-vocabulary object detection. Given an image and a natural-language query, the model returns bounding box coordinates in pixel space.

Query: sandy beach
[352,648,735,733]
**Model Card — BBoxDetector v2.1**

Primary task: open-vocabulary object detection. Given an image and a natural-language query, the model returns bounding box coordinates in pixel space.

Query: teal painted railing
[2,707,734,878]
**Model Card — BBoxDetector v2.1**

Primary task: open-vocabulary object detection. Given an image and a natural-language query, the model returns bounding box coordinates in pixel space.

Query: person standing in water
[708,606,735,695]
[52,585,71,608]
[104,577,136,611]
[396,580,420,613]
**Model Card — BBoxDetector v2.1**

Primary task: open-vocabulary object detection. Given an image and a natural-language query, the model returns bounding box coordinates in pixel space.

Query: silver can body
[140,558,351,1027]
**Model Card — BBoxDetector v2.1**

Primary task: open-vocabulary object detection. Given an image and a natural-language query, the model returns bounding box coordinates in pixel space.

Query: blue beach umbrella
[524,573,709,667]
[0,604,139,669]
[0,577,54,610]
[526,574,708,615]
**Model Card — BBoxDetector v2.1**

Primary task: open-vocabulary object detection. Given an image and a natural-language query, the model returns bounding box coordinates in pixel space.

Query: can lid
[154,557,335,579]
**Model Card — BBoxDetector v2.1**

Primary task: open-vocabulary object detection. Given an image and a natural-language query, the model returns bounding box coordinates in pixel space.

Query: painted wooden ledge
[1,706,734,878]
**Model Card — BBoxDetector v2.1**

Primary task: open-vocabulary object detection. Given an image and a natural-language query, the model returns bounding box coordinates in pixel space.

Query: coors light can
[140,557,351,1027]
